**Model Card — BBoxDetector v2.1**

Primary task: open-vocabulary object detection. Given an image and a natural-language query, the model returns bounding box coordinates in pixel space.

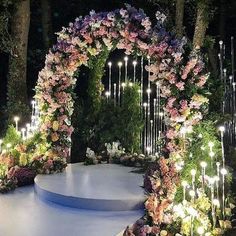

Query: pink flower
[176,81,185,90]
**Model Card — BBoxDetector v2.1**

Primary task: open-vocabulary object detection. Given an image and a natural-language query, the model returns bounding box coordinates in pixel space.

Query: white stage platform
[34,163,145,211]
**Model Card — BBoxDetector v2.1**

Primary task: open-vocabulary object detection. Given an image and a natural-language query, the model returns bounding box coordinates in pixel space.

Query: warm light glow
[182,180,188,187]
[118,62,123,67]
[219,40,223,45]
[108,62,112,67]
[105,91,110,97]
[132,61,137,66]
[198,133,203,138]
[14,116,20,122]
[218,126,225,132]
[221,168,227,175]
[209,151,215,157]
[213,199,220,207]
[189,190,195,198]
[6,143,12,148]
[146,88,151,94]
[197,226,204,235]
[129,82,133,87]
[208,142,214,148]
[200,146,205,151]
[121,82,126,88]
[200,161,207,168]
[143,103,148,107]
[124,56,128,62]
[191,169,196,176]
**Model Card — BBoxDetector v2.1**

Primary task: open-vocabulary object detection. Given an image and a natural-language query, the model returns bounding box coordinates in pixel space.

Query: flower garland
[34,4,209,235]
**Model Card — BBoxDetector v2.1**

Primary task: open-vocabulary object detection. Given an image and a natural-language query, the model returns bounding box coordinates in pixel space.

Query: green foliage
[72,81,144,160]
[2,125,21,148]
[117,83,143,153]
[175,118,226,202]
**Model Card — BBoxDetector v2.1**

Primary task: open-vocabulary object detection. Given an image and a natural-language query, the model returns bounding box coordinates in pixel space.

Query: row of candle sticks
[104,56,163,155]
[0,100,40,154]
[179,126,228,236]
[219,37,236,147]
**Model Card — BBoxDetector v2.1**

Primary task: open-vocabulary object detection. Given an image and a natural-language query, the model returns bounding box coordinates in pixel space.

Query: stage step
[34,163,145,211]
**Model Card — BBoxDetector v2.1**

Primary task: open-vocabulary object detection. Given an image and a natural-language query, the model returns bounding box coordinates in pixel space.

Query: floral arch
[36,5,208,165]
[35,5,210,233]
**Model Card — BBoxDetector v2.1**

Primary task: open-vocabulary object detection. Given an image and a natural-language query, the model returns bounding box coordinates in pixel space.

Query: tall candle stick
[200,161,207,190]
[6,143,11,152]
[221,168,227,219]
[132,61,137,83]
[14,116,20,133]
[150,120,153,155]
[108,62,112,95]
[182,180,188,203]
[208,141,214,169]
[113,83,117,106]
[124,56,128,83]
[105,91,110,103]
[231,37,235,81]
[209,177,216,227]
[219,126,225,168]
[140,57,144,107]
[153,99,157,154]
[143,103,148,154]
[191,169,196,193]
[118,62,122,106]
[21,128,26,140]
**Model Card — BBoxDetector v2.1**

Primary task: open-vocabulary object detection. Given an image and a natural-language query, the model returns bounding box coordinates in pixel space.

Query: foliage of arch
[35,4,209,232]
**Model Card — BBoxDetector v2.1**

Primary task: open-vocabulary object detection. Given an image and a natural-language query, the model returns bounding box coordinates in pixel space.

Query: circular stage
[34,163,145,211]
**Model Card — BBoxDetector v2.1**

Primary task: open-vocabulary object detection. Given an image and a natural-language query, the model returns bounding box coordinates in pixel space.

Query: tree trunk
[7,0,30,123]
[193,0,209,48]
[175,0,185,38]
[40,0,52,49]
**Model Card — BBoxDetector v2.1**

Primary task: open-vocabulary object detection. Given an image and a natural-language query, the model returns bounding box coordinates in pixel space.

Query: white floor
[0,164,144,236]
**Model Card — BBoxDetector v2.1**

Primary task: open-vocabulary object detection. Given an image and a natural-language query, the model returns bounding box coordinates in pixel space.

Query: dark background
[0,0,236,111]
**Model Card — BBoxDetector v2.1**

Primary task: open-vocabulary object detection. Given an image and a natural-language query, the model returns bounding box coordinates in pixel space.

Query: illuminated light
[159,112,164,117]
[146,88,151,94]
[0,139,3,145]
[132,61,137,66]
[14,116,20,122]
[191,169,196,176]
[218,126,225,132]
[221,168,227,175]
[105,91,110,97]
[182,180,188,187]
[129,82,133,87]
[197,226,204,235]
[198,133,203,138]
[121,82,126,88]
[124,56,128,62]
[143,103,148,107]
[209,151,215,157]
[2,149,6,154]
[219,40,223,45]
[200,146,205,151]
[200,161,207,168]
[208,142,214,148]
[189,190,195,198]
[216,162,220,167]
[213,199,220,207]
[118,62,123,67]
